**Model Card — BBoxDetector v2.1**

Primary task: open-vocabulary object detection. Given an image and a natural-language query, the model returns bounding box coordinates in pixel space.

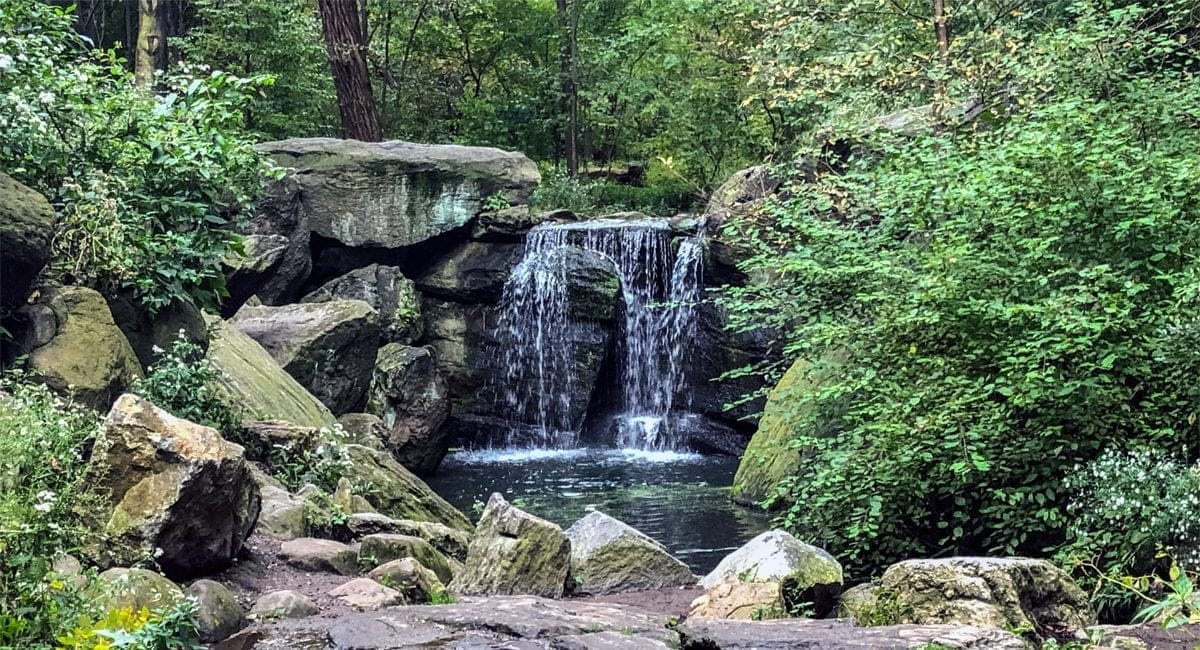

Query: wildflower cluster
[265,425,352,493]
[134,331,242,439]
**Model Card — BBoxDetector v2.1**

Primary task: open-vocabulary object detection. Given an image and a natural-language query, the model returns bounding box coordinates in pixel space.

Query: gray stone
[88,568,187,612]
[86,395,260,579]
[302,264,422,344]
[565,511,695,595]
[232,175,312,308]
[366,344,450,476]
[701,530,843,618]
[689,578,784,620]
[414,240,523,303]
[222,233,291,312]
[359,533,454,583]
[188,579,247,643]
[255,482,307,540]
[472,208,577,241]
[249,590,318,620]
[450,493,571,598]
[0,172,53,313]
[231,300,381,415]
[328,578,403,610]
[677,617,1028,649]
[336,413,388,450]
[106,293,209,370]
[278,538,359,575]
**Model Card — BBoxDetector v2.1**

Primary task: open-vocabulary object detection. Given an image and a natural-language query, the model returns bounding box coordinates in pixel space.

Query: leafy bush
[133,333,242,440]
[57,601,200,650]
[719,3,1200,577]
[0,375,101,647]
[265,426,351,493]
[530,167,698,217]
[0,0,277,314]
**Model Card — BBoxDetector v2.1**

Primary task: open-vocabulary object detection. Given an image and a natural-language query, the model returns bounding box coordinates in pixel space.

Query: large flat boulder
[702,530,843,618]
[880,557,1095,635]
[258,138,540,249]
[449,493,571,598]
[366,344,450,476]
[203,316,336,428]
[677,618,1027,649]
[565,511,695,595]
[86,394,260,579]
[231,300,381,414]
[12,285,143,410]
[0,172,54,313]
[302,264,422,344]
[341,444,471,531]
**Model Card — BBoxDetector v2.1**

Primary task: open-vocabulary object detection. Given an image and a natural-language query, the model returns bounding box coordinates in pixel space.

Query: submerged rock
[450,493,571,598]
[565,511,695,595]
[702,530,843,618]
[302,264,422,344]
[880,557,1095,634]
[231,300,381,415]
[366,344,450,476]
[86,394,259,579]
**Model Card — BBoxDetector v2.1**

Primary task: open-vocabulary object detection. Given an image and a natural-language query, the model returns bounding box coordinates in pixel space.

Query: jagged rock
[302,264,422,344]
[676,618,1028,649]
[336,413,387,450]
[419,298,495,412]
[367,558,446,603]
[347,513,470,561]
[689,578,784,620]
[879,557,1095,634]
[414,241,523,303]
[341,444,471,531]
[231,300,381,414]
[278,538,359,575]
[222,234,292,313]
[328,578,403,610]
[203,316,336,428]
[450,493,571,598]
[250,590,319,620]
[232,175,312,308]
[0,172,54,314]
[86,394,260,579]
[359,534,454,583]
[89,568,187,612]
[258,138,540,250]
[472,208,577,241]
[702,530,843,618]
[189,579,247,643]
[565,511,695,595]
[366,344,450,475]
[12,285,143,410]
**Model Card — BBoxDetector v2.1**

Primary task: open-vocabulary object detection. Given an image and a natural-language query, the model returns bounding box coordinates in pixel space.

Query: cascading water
[492,218,704,450]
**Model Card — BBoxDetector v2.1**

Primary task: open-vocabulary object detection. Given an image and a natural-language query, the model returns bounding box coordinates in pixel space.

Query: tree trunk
[556,0,579,177]
[931,0,950,129]
[318,0,382,142]
[134,0,164,87]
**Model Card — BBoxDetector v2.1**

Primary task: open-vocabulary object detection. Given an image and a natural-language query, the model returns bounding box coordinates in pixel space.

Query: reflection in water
[428,448,770,573]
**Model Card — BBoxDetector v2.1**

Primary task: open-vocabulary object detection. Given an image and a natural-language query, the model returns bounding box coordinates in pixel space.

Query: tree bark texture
[318,0,382,141]
[556,0,579,177]
[134,0,164,87]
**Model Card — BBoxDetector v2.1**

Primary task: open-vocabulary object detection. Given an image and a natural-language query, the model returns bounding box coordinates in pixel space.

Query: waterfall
[492,218,704,450]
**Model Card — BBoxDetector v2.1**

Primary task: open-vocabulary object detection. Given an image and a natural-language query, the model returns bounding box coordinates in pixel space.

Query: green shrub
[57,600,200,650]
[530,167,699,217]
[264,425,351,493]
[133,333,242,441]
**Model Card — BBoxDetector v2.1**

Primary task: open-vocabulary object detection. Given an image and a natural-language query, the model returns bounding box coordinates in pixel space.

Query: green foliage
[265,426,352,493]
[133,333,241,439]
[719,2,1200,578]
[1131,560,1200,630]
[57,600,201,650]
[0,374,102,647]
[845,588,913,627]
[530,167,696,216]
[0,0,277,314]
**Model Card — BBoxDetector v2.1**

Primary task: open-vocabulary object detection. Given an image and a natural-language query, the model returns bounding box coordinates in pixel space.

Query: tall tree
[318,0,381,141]
[134,0,164,86]
[556,0,579,176]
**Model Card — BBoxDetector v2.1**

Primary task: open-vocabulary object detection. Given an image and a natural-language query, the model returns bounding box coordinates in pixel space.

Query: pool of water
[427,447,770,574]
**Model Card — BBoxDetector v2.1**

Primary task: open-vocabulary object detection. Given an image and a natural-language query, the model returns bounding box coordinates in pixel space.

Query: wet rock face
[366,344,451,476]
[565,511,695,595]
[86,394,260,579]
[449,493,571,598]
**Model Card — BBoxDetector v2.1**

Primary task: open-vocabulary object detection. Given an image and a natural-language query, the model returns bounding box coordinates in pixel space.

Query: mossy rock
[88,568,187,612]
[0,172,54,313]
[449,493,571,598]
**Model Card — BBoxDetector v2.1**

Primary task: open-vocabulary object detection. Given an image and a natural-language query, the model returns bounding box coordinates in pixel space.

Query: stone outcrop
[366,343,450,475]
[449,493,571,598]
[415,241,523,304]
[203,316,336,428]
[677,618,1027,650]
[879,557,1095,635]
[341,444,472,531]
[731,357,810,507]
[230,175,312,308]
[0,172,54,314]
[565,511,694,595]
[188,579,247,643]
[106,293,209,370]
[702,530,843,618]
[258,138,539,249]
[222,233,295,312]
[87,394,260,579]
[367,558,446,603]
[302,264,422,344]
[347,513,470,561]
[231,300,381,414]
[12,285,143,410]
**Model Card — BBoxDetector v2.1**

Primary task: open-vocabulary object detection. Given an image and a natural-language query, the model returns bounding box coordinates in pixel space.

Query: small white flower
[0,54,12,71]
[37,91,54,104]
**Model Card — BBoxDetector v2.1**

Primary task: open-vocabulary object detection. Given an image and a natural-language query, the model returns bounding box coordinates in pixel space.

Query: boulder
[879,557,1095,634]
[86,394,260,579]
[231,300,381,414]
[0,172,54,313]
[472,208,576,242]
[359,534,454,583]
[366,344,450,475]
[336,413,387,450]
[89,568,187,612]
[254,478,307,540]
[701,530,843,618]
[341,444,471,531]
[677,618,1028,650]
[188,579,247,643]
[250,590,319,620]
[221,234,292,314]
[12,285,143,410]
[203,316,336,428]
[414,241,523,303]
[554,245,622,322]
[689,578,784,620]
[449,493,571,598]
[302,264,422,344]
[328,578,403,610]
[106,293,209,370]
[419,298,494,409]
[565,511,695,595]
[367,558,446,603]
[258,138,540,249]
[347,513,470,561]
[731,357,811,507]
[278,538,359,575]
[231,175,312,308]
